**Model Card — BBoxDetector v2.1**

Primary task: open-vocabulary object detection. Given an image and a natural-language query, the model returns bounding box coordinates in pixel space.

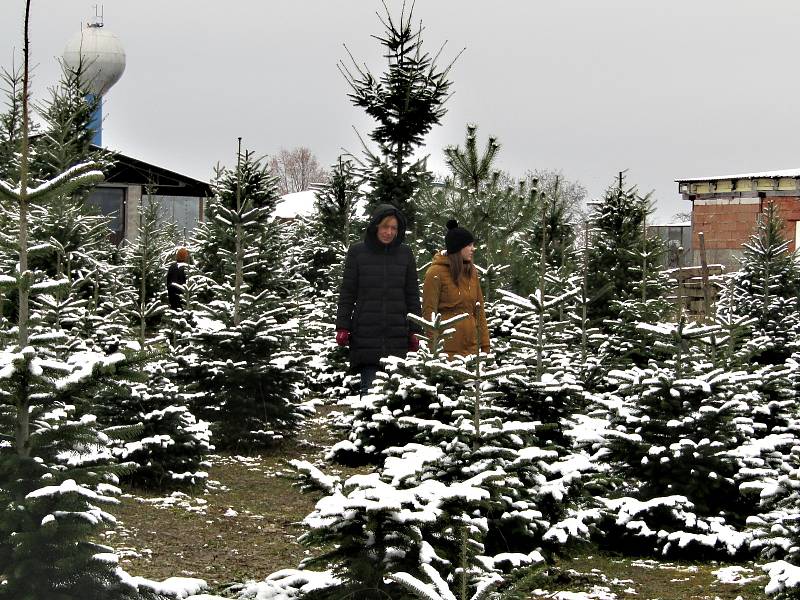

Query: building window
[795,221,800,253]
[149,194,201,241]
[86,186,125,245]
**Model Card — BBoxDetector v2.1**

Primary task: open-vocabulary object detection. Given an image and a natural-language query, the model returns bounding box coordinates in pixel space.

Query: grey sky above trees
[2,0,800,221]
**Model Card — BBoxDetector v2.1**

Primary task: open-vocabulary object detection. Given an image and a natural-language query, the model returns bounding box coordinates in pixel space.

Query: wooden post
[675,247,684,321]
[698,232,712,321]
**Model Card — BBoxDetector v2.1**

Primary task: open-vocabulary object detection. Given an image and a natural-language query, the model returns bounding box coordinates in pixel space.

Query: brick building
[676,168,800,270]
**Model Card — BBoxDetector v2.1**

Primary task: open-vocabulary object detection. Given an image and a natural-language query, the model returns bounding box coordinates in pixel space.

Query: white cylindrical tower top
[62,23,126,96]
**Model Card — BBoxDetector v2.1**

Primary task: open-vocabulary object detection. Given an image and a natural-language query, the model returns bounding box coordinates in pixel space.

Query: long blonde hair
[447,251,472,285]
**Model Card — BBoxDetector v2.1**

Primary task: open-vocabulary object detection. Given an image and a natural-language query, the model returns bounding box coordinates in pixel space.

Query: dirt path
[105,403,360,593]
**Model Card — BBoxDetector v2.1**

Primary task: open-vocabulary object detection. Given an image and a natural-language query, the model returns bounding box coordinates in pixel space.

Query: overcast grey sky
[2,1,800,220]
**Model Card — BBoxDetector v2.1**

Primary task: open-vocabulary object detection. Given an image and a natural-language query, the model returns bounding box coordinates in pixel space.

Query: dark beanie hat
[445,220,475,254]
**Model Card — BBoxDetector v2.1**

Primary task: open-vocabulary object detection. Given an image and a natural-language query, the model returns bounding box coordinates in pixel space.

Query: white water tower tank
[62,18,126,145]
[62,22,125,96]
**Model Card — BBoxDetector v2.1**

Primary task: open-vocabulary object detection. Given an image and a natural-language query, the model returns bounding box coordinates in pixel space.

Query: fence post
[698,232,712,321]
[675,247,684,320]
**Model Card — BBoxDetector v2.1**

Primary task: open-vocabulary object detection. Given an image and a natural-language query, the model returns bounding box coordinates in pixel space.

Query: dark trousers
[359,365,379,397]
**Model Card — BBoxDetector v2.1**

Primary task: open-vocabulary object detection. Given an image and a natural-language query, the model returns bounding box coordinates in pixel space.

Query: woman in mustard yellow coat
[421,220,490,357]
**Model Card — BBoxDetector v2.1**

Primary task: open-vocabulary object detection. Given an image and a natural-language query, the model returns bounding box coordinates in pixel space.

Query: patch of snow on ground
[629,559,698,572]
[713,565,761,585]
[117,569,207,599]
[763,561,800,595]
[232,568,340,599]
[531,588,617,599]
[208,454,280,476]
[206,479,230,492]
[132,491,209,514]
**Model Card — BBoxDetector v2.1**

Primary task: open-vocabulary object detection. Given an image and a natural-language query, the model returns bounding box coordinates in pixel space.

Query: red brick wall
[692,201,760,251]
[692,196,800,252]
[772,197,800,251]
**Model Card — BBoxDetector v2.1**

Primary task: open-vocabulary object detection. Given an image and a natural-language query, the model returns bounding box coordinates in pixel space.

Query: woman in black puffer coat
[335,204,422,396]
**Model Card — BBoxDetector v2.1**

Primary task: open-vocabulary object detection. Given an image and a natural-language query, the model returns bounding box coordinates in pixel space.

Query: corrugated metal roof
[676,168,800,183]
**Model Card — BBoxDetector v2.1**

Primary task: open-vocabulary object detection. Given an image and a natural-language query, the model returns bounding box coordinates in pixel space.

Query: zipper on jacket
[382,246,388,354]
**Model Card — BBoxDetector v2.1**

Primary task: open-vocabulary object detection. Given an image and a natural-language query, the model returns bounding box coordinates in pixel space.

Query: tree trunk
[140,210,148,347]
[16,0,33,459]
[536,193,549,379]
[233,138,243,326]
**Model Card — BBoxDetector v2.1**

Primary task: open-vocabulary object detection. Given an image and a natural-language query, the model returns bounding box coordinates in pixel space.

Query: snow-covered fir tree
[482,189,592,453]
[177,143,303,450]
[586,172,663,334]
[122,187,175,347]
[594,320,756,558]
[298,312,593,599]
[0,19,157,594]
[493,287,586,449]
[418,125,539,299]
[0,51,203,496]
[103,359,213,490]
[600,233,673,368]
[279,157,364,400]
[16,59,126,360]
[720,201,800,364]
[340,2,455,231]
[0,342,159,600]
[328,312,474,465]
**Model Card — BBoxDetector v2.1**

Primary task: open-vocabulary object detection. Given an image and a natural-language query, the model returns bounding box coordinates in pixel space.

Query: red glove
[408,333,420,352]
[336,329,350,347]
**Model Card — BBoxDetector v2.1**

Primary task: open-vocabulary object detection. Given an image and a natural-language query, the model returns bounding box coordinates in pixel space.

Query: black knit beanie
[445,220,475,255]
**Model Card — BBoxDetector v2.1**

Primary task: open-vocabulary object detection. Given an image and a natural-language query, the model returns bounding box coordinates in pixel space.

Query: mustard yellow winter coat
[421,252,490,357]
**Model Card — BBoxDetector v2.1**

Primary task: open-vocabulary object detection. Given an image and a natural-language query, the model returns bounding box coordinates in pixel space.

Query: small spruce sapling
[123,185,174,348]
[725,201,800,364]
[329,310,468,465]
[179,142,302,449]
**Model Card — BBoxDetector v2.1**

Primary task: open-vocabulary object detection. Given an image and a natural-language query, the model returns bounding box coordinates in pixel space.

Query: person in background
[421,220,489,357]
[336,204,422,396]
[167,247,189,310]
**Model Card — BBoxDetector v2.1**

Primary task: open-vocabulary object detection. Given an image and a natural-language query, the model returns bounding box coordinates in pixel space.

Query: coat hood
[364,203,407,250]
[431,251,450,267]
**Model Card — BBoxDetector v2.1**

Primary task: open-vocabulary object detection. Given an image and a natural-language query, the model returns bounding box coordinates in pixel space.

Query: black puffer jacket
[336,204,422,367]
[167,262,187,310]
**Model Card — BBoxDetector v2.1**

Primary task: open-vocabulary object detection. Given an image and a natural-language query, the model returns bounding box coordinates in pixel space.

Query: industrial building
[86,146,210,245]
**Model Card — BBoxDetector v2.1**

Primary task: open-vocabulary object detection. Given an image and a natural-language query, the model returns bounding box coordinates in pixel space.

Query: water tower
[62,10,126,146]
